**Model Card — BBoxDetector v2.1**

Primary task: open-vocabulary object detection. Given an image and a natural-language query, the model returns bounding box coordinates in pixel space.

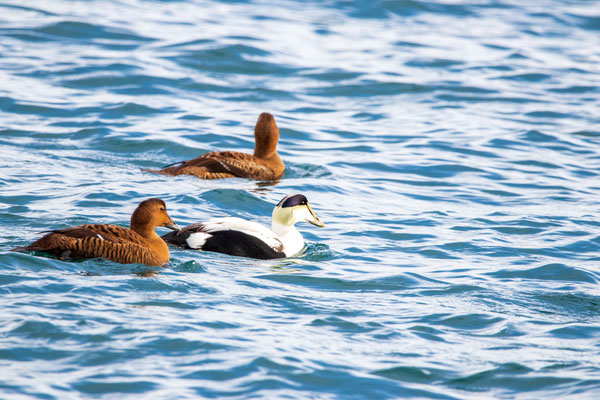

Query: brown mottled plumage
[12,199,180,267]
[144,113,285,180]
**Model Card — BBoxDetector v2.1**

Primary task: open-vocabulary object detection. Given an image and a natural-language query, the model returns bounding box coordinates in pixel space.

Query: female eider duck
[12,198,180,267]
[144,112,284,180]
[162,194,324,259]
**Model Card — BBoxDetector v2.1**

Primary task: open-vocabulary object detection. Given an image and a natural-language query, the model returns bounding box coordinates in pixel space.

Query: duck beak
[163,216,181,231]
[305,203,325,227]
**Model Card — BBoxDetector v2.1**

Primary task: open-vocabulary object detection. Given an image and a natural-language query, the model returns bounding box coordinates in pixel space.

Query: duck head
[253,112,280,159]
[130,198,180,235]
[272,194,325,228]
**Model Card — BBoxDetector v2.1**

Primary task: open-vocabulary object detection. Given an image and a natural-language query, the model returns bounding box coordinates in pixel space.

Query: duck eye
[160,207,165,211]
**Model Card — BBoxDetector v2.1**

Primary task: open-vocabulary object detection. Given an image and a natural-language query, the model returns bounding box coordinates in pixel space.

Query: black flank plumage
[161,229,190,247]
[203,230,286,259]
[162,229,285,260]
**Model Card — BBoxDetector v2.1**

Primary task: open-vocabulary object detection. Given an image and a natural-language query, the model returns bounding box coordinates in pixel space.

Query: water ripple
[1,0,600,398]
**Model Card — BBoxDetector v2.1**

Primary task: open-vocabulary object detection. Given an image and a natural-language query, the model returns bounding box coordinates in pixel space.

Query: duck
[12,198,180,266]
[161,194,324,259]
[144,112,285,180]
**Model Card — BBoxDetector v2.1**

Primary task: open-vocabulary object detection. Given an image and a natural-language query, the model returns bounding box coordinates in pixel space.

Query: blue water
[1,0,600,398]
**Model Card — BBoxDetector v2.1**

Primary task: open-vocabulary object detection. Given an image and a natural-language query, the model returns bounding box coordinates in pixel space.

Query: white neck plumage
[272,219,305,257]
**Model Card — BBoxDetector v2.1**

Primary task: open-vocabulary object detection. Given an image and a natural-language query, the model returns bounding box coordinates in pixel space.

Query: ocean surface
[1,0,599,398]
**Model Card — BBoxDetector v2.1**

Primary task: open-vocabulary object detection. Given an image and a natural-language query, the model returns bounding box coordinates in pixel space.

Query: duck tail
[142,161,186,175]
[11,245,34,252]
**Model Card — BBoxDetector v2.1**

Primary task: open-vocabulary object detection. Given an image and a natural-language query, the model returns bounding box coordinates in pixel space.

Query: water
[1,0,599,398]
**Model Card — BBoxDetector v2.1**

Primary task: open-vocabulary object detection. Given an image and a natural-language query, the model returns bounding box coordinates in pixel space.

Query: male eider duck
[144,112,284,180]
[162,194,324,259]
[12,198,180,267]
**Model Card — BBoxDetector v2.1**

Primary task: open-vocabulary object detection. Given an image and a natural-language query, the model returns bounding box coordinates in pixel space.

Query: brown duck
[144,112,285,180]
[12,198,180,266]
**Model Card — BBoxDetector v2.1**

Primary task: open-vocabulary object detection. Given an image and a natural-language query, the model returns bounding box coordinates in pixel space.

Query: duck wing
[194,217,283,249]
[15,224,166,266]
[52,224,148,246]
[162,217,285,259]
[174,151,277,180]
